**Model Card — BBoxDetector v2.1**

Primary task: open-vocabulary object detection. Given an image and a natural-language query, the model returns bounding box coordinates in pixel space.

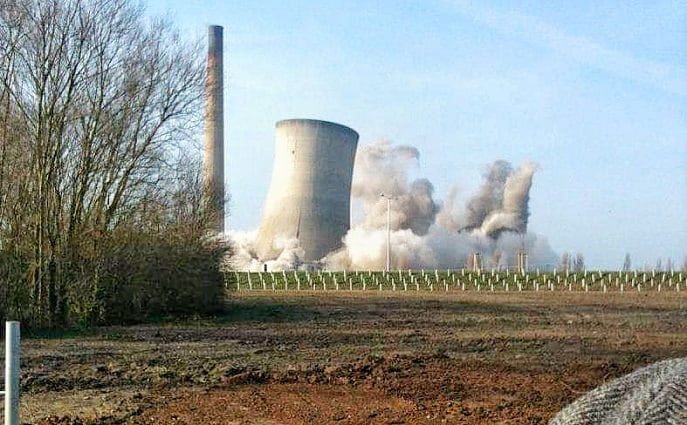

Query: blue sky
[147,0,686,270]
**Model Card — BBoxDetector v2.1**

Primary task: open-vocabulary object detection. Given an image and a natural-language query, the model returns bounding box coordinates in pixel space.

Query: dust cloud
[229,139,557,271]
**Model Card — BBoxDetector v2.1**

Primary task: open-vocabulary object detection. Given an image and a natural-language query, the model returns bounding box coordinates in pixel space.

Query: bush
[92,228,228,325]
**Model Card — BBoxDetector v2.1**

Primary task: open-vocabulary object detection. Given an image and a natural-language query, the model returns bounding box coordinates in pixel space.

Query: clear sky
[146,0,687,270]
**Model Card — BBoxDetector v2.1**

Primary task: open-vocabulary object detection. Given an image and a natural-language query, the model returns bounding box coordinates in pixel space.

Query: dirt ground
[7,291,687,424]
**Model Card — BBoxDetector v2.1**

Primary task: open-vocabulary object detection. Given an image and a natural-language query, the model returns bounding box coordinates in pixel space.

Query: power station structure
[254,119,359,263]
[471,252,483,272]
[516,251,528,273]
[200,24,539,271]
[204,25,225,233]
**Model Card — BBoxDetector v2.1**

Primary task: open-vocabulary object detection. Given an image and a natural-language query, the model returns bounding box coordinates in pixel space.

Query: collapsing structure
[254,119,359,262]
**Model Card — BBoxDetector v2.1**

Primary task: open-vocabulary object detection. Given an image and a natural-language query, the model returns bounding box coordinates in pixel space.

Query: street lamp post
[380,193,393,271]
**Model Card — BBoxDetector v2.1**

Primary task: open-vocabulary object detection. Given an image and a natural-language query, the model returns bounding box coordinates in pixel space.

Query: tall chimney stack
[205,25,224,233]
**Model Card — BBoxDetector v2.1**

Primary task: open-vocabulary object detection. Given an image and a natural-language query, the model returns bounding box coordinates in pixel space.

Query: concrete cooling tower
[255,119,359,262]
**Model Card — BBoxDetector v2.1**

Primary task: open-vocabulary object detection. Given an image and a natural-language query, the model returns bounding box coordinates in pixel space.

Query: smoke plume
[463,160,512,230]
[351,140,439,235]
[475,161,538,238]
[229,139,557,271]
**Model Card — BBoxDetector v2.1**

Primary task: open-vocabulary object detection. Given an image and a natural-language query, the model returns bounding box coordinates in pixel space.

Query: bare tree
[623,253,632,272]
[0,0,221,326]
[573,253,585,272]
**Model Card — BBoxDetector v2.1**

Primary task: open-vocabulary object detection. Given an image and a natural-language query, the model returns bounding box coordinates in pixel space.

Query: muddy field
[6,291,687,424]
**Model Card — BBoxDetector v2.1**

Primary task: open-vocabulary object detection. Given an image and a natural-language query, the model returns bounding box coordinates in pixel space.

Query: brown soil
[8,291,687,424]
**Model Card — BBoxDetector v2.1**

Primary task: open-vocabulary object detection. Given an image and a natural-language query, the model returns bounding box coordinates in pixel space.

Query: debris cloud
[230,139,557,271]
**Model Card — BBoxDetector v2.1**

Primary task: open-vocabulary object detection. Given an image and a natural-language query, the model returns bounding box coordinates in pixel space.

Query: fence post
[4,321,20,425]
